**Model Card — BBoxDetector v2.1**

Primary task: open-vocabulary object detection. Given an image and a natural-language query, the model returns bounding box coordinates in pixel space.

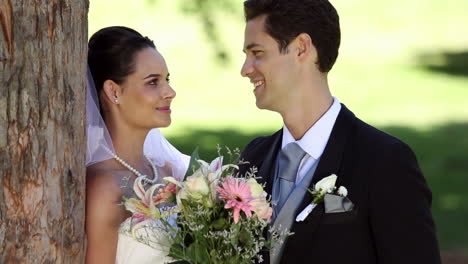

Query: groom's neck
[281,79,333,141]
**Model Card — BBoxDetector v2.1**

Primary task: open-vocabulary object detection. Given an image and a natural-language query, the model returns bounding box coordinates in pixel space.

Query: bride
[85,26,188,263]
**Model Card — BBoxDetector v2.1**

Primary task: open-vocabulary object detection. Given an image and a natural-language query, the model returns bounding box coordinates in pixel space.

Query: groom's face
[241,15,296,112]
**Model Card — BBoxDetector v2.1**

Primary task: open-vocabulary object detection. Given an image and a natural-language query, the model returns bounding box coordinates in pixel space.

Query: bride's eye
[148,79,158,85]
[166,77,170,84]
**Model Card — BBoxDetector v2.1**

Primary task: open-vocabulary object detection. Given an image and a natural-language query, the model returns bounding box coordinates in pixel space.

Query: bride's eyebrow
[143,73,161,79]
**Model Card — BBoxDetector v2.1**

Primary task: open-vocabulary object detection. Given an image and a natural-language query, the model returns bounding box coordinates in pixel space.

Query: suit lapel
[257,130,283,194]
[241,130,282,264]
[274,159,319,224]
[293,105,356,231]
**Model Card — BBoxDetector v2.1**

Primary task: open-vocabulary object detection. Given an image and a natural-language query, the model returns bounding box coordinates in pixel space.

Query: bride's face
[114,47,176,129]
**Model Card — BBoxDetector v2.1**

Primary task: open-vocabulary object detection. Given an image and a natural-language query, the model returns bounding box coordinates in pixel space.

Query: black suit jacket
[238,105,441,264]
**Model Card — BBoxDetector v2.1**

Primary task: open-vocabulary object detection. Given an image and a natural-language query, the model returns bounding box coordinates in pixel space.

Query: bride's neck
[106,119,150,170]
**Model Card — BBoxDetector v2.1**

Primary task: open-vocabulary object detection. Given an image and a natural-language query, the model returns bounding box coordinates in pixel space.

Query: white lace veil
[85,67,189,179]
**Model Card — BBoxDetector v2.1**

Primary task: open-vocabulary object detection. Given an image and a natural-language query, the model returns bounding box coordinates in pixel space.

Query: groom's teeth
[254,81,264,88]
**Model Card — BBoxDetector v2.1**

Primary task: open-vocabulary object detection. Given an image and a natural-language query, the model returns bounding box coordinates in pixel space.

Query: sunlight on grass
[89,0,468,251]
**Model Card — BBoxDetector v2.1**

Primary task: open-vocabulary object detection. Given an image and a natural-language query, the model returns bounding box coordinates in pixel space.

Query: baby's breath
[124,147,288,264]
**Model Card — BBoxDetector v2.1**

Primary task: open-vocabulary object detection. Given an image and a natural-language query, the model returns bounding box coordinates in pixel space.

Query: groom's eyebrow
[243,43,262,53]
[143,74,161,79]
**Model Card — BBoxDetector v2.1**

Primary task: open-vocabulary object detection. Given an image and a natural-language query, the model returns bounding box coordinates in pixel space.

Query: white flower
[247,178,265,198]
[315,174,337,194]
[250,197,273,221]
[201,157,224,200]
[337,186,348,197]
[198,156,237,179]
[198,157,239,200]
[184,171,209,200]
[163,176,183,188]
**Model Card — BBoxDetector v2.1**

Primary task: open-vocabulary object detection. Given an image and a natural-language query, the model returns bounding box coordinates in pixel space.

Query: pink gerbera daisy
[217,177,255,223]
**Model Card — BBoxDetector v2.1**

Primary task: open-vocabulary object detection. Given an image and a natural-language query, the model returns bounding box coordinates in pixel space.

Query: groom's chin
[255,99,270,111]
[256,103,266,110]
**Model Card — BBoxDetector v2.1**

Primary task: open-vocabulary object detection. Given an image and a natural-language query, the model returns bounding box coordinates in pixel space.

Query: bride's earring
[114,98,119,104]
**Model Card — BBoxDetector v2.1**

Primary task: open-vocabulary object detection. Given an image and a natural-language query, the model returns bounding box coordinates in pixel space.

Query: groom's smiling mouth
[253,80,265,92]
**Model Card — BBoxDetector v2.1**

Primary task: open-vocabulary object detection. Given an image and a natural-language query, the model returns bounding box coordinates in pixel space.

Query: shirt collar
[281,97,342,160]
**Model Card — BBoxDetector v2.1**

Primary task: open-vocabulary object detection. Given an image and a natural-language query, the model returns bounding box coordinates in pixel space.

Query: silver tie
[272,142,307,216]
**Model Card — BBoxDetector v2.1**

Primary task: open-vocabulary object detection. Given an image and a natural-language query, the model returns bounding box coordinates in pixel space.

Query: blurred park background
[89,0,468,257]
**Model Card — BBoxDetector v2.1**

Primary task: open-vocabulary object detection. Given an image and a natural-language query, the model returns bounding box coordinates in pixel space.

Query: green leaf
[230,222,240,246]
[239,228,253,247]
[187,241,209,264]
[184,147,201,180]
[168,244,188,261]
[209,249,219,263]
[211,218,228,230]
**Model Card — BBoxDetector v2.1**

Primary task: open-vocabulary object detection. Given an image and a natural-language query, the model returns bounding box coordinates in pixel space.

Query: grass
[89,0,468,252]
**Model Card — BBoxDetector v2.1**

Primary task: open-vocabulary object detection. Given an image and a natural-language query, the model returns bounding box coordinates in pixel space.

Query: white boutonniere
[296,174,349,222]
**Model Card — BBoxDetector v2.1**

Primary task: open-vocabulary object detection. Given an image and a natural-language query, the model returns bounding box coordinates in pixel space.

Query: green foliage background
[89,0,468,252]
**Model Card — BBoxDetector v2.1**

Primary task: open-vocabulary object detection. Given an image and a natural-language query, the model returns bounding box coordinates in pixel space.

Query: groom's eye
[252,50,263,56]
[166,77,170,83]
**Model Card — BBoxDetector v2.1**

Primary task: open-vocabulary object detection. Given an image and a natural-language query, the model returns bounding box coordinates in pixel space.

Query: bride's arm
[85,170,125,264]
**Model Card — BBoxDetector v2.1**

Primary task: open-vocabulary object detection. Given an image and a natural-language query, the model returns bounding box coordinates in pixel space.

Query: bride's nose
[162,84,176,100]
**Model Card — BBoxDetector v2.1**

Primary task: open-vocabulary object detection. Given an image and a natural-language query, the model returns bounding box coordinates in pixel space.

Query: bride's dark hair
[88,26,156,96]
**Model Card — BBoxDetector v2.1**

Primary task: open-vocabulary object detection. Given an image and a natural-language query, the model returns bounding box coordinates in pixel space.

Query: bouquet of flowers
[124,148,284,263]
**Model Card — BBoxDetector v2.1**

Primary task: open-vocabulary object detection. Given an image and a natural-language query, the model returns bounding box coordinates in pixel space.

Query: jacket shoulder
[354,117,410,150]
[238,130,281,175]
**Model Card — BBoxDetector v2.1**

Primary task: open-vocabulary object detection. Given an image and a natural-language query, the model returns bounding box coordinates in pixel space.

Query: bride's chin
[155,119,171,128]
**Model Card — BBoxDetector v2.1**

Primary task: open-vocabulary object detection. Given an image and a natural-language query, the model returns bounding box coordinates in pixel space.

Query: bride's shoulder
[86,162,127,205]
[86,163,129,226]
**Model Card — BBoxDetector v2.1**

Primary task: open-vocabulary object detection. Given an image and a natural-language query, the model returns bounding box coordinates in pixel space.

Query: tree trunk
[0,0,88,263]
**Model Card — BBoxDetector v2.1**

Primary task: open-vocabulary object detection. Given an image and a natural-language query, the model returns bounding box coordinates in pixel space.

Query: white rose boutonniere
[314,174,338,195]
[296,174,349,222]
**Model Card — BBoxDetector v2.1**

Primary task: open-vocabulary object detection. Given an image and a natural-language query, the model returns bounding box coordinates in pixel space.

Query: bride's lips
[156,106,171,113]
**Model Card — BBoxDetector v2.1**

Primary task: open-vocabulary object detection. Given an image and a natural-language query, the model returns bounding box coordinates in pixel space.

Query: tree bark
[0,0,88,263]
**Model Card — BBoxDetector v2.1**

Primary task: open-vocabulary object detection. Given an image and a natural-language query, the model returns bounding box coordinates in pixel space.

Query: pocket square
[324,194,354,213]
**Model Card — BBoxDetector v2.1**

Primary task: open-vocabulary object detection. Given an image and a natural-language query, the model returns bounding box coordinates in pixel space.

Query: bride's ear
[102,79,122,105]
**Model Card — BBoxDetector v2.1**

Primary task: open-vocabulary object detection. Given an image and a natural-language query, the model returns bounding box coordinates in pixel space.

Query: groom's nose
[241,58,254,77]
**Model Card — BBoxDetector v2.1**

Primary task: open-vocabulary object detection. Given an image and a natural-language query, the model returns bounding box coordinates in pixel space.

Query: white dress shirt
[281,97,342,184]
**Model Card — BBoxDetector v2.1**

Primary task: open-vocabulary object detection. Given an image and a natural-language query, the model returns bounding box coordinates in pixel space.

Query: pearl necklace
[104,147,159,184]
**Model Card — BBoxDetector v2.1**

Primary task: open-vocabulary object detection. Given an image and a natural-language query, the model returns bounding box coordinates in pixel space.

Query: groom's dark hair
[244,0,340,73]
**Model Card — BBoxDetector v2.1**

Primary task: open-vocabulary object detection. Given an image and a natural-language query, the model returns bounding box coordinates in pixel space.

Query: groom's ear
[294,33,317,63]
[102,79,122,105]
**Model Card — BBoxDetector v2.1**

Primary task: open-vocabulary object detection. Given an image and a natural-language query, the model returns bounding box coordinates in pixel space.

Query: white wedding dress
[113,130,189,264]
[115,217,175,264]
[114,162,185,263]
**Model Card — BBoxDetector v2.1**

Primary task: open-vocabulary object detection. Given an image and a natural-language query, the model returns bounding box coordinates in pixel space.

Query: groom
[238,0,441,263]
